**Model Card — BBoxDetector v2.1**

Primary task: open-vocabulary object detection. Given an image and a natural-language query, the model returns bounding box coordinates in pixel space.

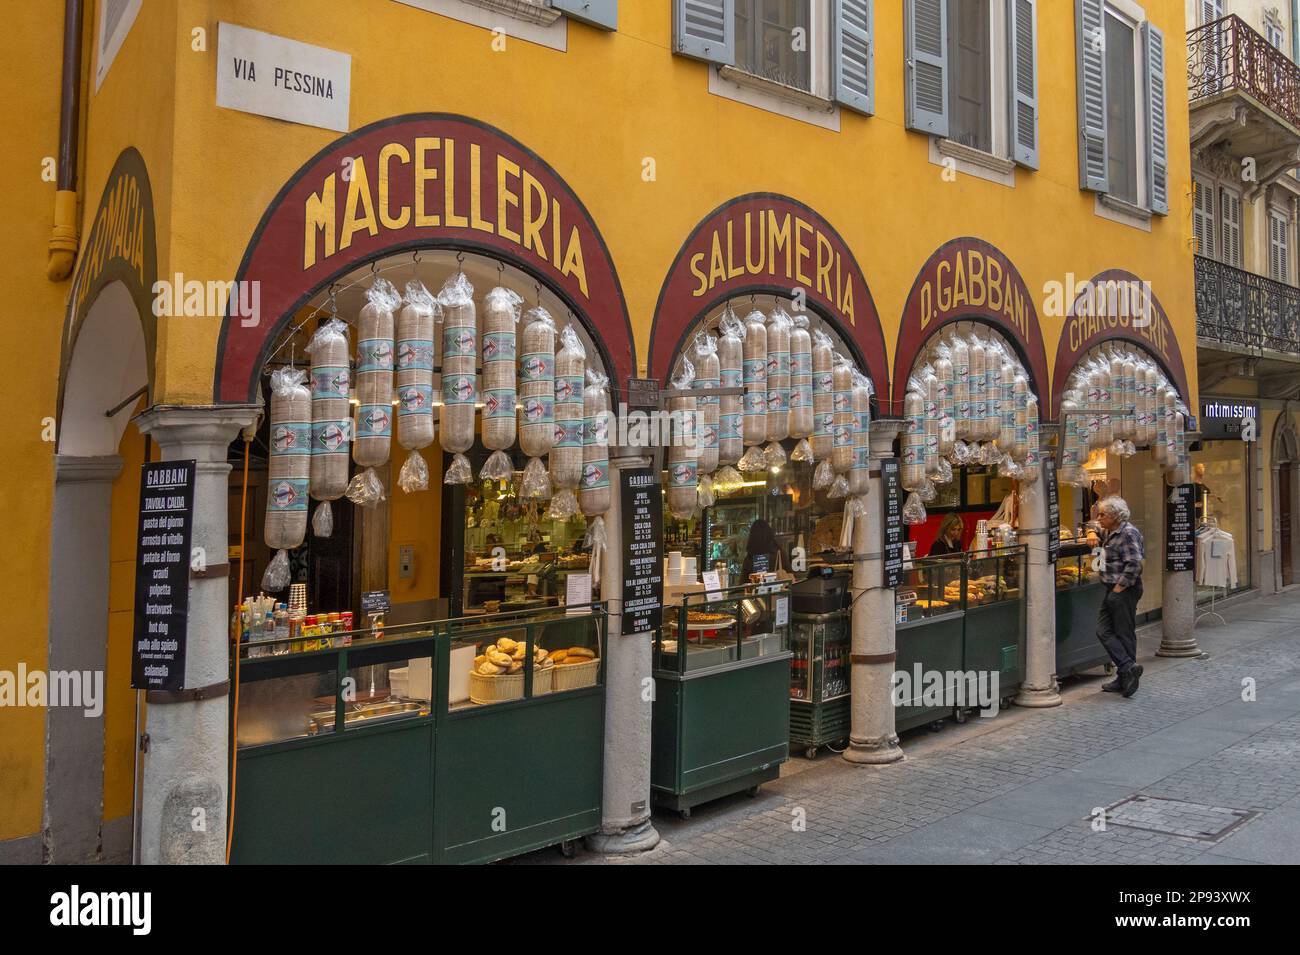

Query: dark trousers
[1096,582,1143,672]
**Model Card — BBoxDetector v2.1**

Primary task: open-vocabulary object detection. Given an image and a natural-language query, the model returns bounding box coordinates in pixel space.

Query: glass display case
[962,545,1026,702]
[652,583,792,816]
[788,609,850,758]
[1053,539,1111,678]
[894,554,966,625]
[894,553,967,732]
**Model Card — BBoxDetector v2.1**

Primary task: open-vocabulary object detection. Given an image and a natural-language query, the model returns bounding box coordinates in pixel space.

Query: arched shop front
[1053,271,1200,659]
[648,194,901,773]
[210,114,641,864]
[892,238,1061,712]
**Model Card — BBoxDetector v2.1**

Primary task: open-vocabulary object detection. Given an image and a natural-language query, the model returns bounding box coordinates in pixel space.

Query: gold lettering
[378,142,411,230]
[413,137,440,227]
[551,198,562,268]
[522,170,548,259]
[709,230,727,288]
[469,143,494,234]
[339,157,379,251]
[936,261,952,313]
[560,225,589,298]
[968,251,986,309]
[443,138,469,228]
[497,155,521,244]
[744,211,765,274]
[725,221,744,279]
[304,172,337,269]
[690,252,708,296]
[815,232,833,300]
[794,217,813,287]
[921,280,933,331]
[768,211,792,277]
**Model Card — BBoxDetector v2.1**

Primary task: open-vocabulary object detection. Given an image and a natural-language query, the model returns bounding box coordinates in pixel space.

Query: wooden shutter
[1075,0,1108,192]
[1199,0,1223,25]
[1143,21,1168,215]
[673,0,734,65]
[1008,0,1039,169]
[1193,179,1216,259]
[551,0,617,31]
[1270,212,1290,282]
[834,0,874,115]
[905,0,948,136]
[1221,189,1242,267]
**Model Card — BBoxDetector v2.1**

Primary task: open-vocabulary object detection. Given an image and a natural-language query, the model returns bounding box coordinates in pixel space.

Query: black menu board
[620,467,663,634]
[132,461,196,690]
[1165,483,1195,572]
[881,459,903,589]
[1044,455,1060,564]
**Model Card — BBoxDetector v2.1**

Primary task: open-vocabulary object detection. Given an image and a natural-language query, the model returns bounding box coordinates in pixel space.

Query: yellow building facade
[3,0,1199,861]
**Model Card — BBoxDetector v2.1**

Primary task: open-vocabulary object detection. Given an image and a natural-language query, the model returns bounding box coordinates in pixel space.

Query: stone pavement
[519,586,1300,865]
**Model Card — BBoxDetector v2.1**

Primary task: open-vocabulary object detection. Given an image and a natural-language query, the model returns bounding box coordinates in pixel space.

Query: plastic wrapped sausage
[437,271,477,483]
[789,314,814,439]
[951,334,971,439]
[849,370,873,496]
[1167,405,1189,485]
[581,368,612,517]
[480,287,522,483]
[1059,390,1084,486]
[263,367,311,590]
[395,281,438,492]
[933,341,955,456]
[765,308,791,442]
[922,364,941,475]
[832,354,854,474]
[353,278,399,470]
[812,328,835,461]
[668,358,699,519]
[1153,385,1172,466]
[693,334,720,475]
[717,309,744,466]
[968,335,988,442]
[902,388,926,491]
[1013,373,1028,462]
[306,317,351,536]
[1021,394,1040,483]
[742,310,768,447]
[517,305,557,498]
[550,324,587,514]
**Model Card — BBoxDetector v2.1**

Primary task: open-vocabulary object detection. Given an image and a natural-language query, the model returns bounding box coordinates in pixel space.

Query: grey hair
[1098,496,1131,523]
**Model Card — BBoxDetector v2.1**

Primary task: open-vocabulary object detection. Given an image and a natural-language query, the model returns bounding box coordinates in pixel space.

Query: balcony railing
[1195,255,1300,355]
[1188,14,1300,129]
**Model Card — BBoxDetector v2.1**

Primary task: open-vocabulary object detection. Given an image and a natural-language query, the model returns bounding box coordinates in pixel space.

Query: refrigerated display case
[894,554,966,732]
[788,610,850,758]
[963,545,1027,701]
[1054,539,1111,678]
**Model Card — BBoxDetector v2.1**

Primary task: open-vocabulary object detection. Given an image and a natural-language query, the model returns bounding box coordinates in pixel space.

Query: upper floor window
[903,0,1038,169]
[735,0,813,92]
[1075,0,1168,217]
[1270,208,1291,282]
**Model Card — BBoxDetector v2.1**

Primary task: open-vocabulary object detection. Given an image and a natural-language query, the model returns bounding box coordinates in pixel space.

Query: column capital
[135,404,261,462]
[870,418,903,456]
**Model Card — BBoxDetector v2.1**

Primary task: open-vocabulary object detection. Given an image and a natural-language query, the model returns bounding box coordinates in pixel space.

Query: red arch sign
[214,114,634,402]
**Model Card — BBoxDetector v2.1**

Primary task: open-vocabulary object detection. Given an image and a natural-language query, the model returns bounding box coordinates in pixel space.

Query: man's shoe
[1102,676,1122,692]
[1121,664,1143,698]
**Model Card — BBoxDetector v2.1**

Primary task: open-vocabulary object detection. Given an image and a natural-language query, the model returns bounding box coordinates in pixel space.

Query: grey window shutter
[1143,21,1169,215]
[673,0,734,65]
[904,0,948,136]
[1075,0,1108,192]
[552,0,617,31]
[1193,179,1216,259]
[833,0,874,115]
[1008,0,1039,169]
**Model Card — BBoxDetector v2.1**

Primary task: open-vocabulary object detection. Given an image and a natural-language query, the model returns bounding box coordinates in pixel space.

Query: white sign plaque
[216,23,351,132]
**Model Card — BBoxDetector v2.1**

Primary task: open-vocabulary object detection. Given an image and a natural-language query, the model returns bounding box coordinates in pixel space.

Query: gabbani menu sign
[881,459,904,589]
[1166,484,1195,573]
[132,461,196,690]
[620,468,663,634]
[1044,456,1060,564]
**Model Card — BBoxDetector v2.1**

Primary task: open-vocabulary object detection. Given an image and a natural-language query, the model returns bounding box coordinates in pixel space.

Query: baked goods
[566,646,595,659]
[550,649,570,664]
[495,637,517,652]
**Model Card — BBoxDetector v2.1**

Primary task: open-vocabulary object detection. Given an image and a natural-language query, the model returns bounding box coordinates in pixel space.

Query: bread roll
[266,367,311,550]
[717,311,744,465]
[765,309,791,442]
[832,356,853,474]
[306,318,351,502]
[551,323,586,490]
[902,389,925,490]
[812,329,834,461]
[481,286,520,451]
[580,369,611,516]
[693,335,720,475]
[849,371,872,495]
[518,306,557,459]
[742,310,767,446]
[437,272,477,456]
[396,282,437,452]
[353,279,398,468]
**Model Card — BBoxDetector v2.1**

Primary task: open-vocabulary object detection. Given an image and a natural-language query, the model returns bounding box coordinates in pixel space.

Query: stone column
[1157,569,1199,656]
[586,450,660,854]
[44,454,122,862]
[1015,454,1061,707]
[844,421,904,765]
[135,404,260,864]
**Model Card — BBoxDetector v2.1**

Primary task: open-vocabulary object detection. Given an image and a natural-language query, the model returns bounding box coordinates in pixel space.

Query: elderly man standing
[1096,496,1145,698]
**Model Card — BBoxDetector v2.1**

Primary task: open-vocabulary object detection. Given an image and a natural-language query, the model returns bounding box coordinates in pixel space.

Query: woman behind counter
[741,519,785,580]
[929,514,965,557]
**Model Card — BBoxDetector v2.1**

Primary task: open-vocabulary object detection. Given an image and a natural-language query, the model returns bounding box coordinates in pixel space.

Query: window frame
[1269,205,1291,283]
[1103,2,1147,208]
[734,0,819,95]
[1220,185,1243,268]
[1193,175,1218,260]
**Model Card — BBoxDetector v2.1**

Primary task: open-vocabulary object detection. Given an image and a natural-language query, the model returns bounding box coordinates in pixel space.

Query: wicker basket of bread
[469,636,557,704]
[549,646,599,691]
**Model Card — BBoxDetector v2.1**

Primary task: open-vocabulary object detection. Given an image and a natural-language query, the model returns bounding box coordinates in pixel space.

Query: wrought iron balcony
[1188,14,1300,130]
[1195,255,1300,356]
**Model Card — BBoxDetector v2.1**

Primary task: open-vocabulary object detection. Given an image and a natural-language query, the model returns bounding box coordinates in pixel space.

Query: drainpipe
[1293,0,1299,64]
[47,0,83,282]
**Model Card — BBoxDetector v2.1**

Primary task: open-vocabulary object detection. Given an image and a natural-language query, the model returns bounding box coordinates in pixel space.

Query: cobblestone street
[525,587,1300,865]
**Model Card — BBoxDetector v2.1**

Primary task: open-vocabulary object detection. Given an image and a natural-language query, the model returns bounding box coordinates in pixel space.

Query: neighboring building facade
[2,0,1197,863]
[1187,0,1300,599]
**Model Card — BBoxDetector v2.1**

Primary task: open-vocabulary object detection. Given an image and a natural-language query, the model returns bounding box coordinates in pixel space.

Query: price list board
[1044,456,1061,564]
[881,459,904,589]
[131,460,196,690]
[620,467,663,634]
[1165,483,1196,572]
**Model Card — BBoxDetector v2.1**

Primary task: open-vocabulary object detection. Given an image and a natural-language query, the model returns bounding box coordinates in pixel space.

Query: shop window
[1269,209,1291,283]
[1193,177,1217,259]
[1220,188,1242,268]
[1076,0,1168,218]
[735,0,814,92]
[904,0,1039,171]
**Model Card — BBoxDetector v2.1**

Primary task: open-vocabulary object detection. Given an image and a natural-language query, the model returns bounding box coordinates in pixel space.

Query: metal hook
[370,261,379,275]
[455,251,465,265]
[497,260,504,278]
[413,250,422,265]
[328,283,338,317]
[534,282,542,306]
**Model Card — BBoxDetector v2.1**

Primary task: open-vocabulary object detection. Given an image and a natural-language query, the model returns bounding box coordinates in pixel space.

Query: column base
[842,734,905,765]
[1014,683,1062,708]
[1156,638,1202,658]
[585,819,660,855]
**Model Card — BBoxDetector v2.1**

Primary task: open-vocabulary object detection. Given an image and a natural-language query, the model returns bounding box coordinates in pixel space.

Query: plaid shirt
[1102,521,1145,588]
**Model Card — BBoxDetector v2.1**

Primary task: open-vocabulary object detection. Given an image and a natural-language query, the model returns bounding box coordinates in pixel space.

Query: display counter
[962,545,1027,701]
[1054,540,1110,678]
[788,609,850,758]
[230,606,606,865]
[651,583,791,817]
